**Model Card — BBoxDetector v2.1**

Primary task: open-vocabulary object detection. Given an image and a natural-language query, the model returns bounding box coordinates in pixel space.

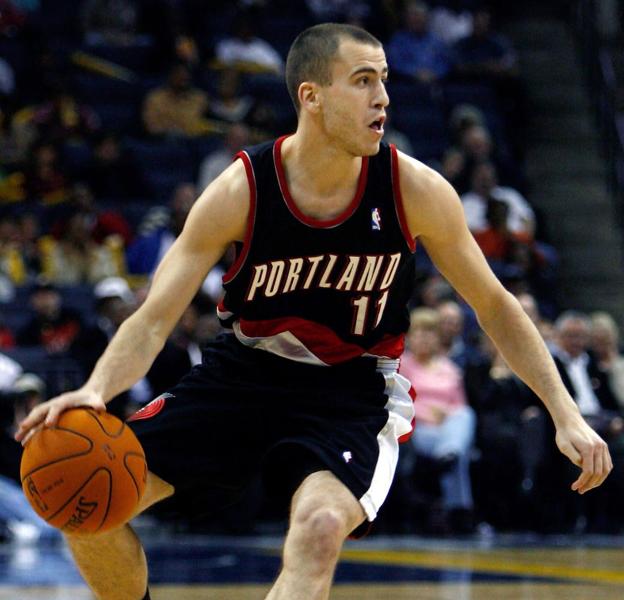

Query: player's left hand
[555,415,613,494]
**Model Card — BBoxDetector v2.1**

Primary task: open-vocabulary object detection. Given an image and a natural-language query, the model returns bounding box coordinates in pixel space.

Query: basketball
[20,408,147,535]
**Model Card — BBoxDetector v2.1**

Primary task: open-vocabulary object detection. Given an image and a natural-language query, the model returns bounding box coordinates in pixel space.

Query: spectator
[28,84,100,146]
[0,215,28,285]
[516,291,555,347]
[126,182,196,275]
[399,307,476,533]
[60,182,133,247]
[0,373,61,543]
[17,279,83,353]
[590,311,624,408]
[456,124,526,193]
[142,63,214,138]
[437,299,476,370]
[453,8,518,80]
[197,122,250,191]
[386,1,451,84]
[551,311,622,432]
[80,0,144,46]
[209,68,254,124]
[461,161,535,237]
[215,12,284,74]
[80,133,144,200]
[38,207,124,285]
[23,141,69,205]
[429,1,473,45]
[464,333,550,531]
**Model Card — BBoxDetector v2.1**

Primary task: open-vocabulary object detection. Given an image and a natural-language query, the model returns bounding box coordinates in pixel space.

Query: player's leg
[265,470,365,600]
[64,471,174,600]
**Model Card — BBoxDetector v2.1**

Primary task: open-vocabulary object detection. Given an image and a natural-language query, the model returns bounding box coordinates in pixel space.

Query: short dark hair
[285,23,382,114]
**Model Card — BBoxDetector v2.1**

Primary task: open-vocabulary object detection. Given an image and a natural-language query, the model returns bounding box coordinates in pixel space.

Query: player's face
[319,40,389,157]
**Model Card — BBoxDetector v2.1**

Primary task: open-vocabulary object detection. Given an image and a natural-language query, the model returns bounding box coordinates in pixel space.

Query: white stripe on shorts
[358,370,414,521]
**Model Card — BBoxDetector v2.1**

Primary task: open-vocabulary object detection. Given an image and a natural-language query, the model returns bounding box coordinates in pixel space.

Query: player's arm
[397,151,612,494]
[16,160,250,443]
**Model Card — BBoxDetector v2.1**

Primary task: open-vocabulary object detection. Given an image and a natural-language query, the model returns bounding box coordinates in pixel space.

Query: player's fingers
[572,445,594,493]
[20,424,43,447]
[14,402,50,442]
[44,402,64,427]
[587,446,604,492]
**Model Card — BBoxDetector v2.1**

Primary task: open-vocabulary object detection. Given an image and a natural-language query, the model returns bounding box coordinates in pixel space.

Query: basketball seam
[21,427,94,481]
[85,409,125,438]
[46,467,112,526]
[123,452,145,500]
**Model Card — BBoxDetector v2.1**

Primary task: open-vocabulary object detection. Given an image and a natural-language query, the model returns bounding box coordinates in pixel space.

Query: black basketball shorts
[127,334,414,523]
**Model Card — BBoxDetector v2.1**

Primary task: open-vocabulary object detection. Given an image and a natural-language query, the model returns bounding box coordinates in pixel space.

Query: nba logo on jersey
[371,208,381,231]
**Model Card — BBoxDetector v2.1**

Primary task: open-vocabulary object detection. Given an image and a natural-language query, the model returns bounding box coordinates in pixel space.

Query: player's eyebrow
[350,66,389,78]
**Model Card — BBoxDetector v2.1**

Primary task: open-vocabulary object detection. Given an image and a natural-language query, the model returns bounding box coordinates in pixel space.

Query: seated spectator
[461,161,535,237]
[0,373,61,543]
[23,141,69,205]
[551,311,624,532]
[0,215,27,285]
[429,1,473,45]
[455,124,526,193]
[80,0,144,46]
[126,182,196,275]
[142,63,215,138]
[453,8,518,80]
[215,11,284,74]
[197,123,250,191]
[386,1,451,84]
[17,279,83,354]
[464,333,551,531]
[552,311,622,432]
[590,311,624,408]
[209,68,255,124]
[28,83,100,146]
[38,207,124,285]
[437,299,477,370]
[81,132,144,200]
[399,307,476,533]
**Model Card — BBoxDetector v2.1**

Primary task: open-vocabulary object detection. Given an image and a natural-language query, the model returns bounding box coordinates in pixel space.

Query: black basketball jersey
[217,135,416,366]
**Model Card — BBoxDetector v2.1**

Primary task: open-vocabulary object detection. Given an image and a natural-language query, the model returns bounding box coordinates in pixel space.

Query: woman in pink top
[400,307,476,532]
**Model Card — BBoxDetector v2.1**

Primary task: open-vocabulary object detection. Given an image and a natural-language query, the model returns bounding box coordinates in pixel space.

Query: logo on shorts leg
[342,451,353,463]
[127,393,173,422]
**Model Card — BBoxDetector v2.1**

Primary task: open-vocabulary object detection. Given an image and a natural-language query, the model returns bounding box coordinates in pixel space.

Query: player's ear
[299,82,321,114]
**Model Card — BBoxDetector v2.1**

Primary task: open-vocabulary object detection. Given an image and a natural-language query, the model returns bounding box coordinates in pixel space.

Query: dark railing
[574,0,624,225]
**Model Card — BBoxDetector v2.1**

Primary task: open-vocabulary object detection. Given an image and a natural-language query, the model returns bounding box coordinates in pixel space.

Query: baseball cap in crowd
[13,373,46,397]
[94,277,134,304]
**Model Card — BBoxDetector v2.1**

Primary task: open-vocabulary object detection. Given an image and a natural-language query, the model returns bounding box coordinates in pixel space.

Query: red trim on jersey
[390,144,416,252]
[222,151,257,284]
[398,386,417,443]
[273,135,369,229]
[239,316,405,364]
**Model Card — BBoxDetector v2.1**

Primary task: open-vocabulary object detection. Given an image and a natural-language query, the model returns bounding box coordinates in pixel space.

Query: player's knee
[293,507,346,565]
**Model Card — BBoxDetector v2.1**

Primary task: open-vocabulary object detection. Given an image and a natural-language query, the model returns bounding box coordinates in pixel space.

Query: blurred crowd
[0,0,620,541]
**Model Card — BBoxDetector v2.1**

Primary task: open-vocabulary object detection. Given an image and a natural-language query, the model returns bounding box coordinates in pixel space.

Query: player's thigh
[290,470,366,536]
[133,470,174,517]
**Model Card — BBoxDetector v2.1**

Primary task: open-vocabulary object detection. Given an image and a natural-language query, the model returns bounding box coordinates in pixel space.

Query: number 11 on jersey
[351,290,389,335]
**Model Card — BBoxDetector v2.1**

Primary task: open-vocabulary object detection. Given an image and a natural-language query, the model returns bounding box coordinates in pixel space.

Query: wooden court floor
[1,535,624,599]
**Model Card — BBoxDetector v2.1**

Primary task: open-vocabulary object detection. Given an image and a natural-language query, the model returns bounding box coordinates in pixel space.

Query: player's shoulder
[395,149,455,201]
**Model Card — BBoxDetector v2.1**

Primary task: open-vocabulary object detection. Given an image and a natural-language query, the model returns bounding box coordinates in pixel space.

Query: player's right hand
[14,388,106,446]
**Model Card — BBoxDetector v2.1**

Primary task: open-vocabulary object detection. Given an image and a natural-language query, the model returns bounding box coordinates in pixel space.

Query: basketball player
[16,24,611,600]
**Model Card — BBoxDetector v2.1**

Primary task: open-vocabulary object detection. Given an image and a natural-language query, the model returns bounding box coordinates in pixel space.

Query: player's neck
[282,129,362,199]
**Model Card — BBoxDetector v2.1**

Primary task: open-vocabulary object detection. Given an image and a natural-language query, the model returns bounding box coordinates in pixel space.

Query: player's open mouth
[369,117,385,134]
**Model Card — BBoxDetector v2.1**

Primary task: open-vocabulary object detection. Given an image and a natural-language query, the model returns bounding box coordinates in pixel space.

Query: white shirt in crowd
[461,185,535,235]
[555,349,602,417]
